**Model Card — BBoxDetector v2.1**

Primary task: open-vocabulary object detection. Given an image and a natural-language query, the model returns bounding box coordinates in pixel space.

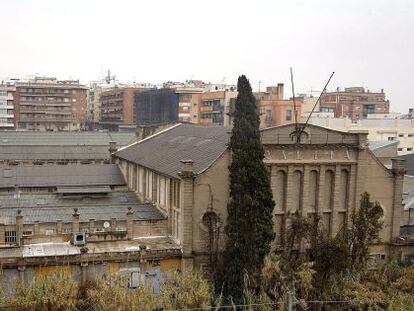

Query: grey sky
[1,0,413,112]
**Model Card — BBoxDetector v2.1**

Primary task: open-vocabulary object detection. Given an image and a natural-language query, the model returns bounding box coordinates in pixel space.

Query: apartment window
[388,137,396,141]
[23,230,33,236]
[62,228,72,234]
[398,148,403,151]
[45,229,55,235]
[409,134,413,137]
[286,109,292,121]
[408,148,413,152]
[5,231,17,243]
[399,134,404,137]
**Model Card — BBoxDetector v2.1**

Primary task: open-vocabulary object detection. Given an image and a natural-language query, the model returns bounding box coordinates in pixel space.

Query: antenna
[290,67,300,142]
[298,71,335,140]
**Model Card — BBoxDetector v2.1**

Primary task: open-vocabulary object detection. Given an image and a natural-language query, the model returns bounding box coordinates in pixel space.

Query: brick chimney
[72,208,80,233]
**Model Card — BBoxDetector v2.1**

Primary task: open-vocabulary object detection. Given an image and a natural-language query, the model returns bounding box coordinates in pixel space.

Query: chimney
[34,221,40,236]
[110,217,117,231]
[109,141,117,164]
[277,83,284,100]
[126,207,134,239]
[89,218,95,232]
[72,208,80,233]
[56,219,63,234]
[16,209,23,246]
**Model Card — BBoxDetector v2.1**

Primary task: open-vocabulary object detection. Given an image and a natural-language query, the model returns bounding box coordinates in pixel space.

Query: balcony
[200,106,213,112]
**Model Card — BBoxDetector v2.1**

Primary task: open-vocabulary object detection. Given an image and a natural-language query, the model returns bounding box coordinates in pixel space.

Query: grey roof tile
[0,163,125,188]
[115,124,230,178]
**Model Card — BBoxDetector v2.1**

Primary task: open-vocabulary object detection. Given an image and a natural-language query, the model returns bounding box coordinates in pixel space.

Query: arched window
[324,170,334,211]
[274,170,286,212]
[308,170,318,212]
[339,169,349,210]
[291,170,303,213]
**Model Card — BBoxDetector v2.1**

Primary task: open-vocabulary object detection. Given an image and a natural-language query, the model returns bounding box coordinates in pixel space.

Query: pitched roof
[368,140,399,151]
[0,163,125,188]
[399,153,414,176]
[115,124,230,178]
[0,131,136,161]
[0,192,164,224]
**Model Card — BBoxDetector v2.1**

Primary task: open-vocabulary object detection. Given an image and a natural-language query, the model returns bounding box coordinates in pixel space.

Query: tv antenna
[290,70,335,143]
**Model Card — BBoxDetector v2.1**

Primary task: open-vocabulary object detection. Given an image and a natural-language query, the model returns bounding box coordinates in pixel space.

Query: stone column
[391,158,405,240]
[16,209,23,246]
[72,208,80,233]
[301,166,310,217]
[178,160,195,272]
[331,164,342,237]
[17,266,26,284]
[126,207,134,239]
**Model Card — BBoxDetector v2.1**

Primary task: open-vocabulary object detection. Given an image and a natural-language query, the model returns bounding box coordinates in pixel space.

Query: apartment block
[198,90,237,126]
[320,87,390,121]
[14,77,87,131]
[258,84,302,128]
[0,82,15,129]
[175,87,204,123]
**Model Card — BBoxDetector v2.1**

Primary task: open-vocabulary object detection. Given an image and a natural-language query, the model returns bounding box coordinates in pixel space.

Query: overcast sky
[1,0,413,112]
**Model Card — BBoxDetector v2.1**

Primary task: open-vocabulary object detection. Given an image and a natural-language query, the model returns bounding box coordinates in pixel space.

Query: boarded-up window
[308,170,318,212]
[274,170,286,212]
[291,170,302,213]
[324,170,334,211]
[339,170,349,211]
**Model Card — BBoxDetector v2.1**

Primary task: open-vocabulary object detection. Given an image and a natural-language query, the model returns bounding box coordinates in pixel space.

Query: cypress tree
[221,75,275,303]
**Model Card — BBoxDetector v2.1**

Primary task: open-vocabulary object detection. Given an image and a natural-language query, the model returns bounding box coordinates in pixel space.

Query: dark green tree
[221,75,275,303]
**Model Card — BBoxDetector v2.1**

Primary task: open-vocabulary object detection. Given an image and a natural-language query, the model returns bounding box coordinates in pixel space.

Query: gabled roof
[0,163,125,188]
[0,131,136,161]
[399,153,414,176]
[115,122,366,178]
[115,124,230,178]
[368,140,399,151]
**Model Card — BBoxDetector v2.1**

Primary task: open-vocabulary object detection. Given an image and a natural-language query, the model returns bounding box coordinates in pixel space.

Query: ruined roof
[0,131,137,161]
[0,163,125,188]
[115,123,230,178]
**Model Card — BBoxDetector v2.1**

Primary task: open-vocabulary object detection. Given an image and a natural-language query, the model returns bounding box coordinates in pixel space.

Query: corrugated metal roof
[56,186,112,194]
[22,242,81,258]
[115,123,230,178]
[0,192,164,225]
[0,164,125,188]
[0,131,137,161]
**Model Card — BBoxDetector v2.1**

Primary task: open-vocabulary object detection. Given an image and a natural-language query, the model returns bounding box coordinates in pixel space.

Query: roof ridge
[116,123,182,153]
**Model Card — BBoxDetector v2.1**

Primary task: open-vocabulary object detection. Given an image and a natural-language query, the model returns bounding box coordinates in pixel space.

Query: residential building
[0,82,15,129]
[99,85,149,131]
[175,87,204,123]
[198,90,237,126]
[135,89,179,126]
[0,163,180,294]
[306,112,414,156]
[114,123,407,272]
[14,77,87,131]
[258,84,302,128]
[0,131,137,165]
[319,87,390,121]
